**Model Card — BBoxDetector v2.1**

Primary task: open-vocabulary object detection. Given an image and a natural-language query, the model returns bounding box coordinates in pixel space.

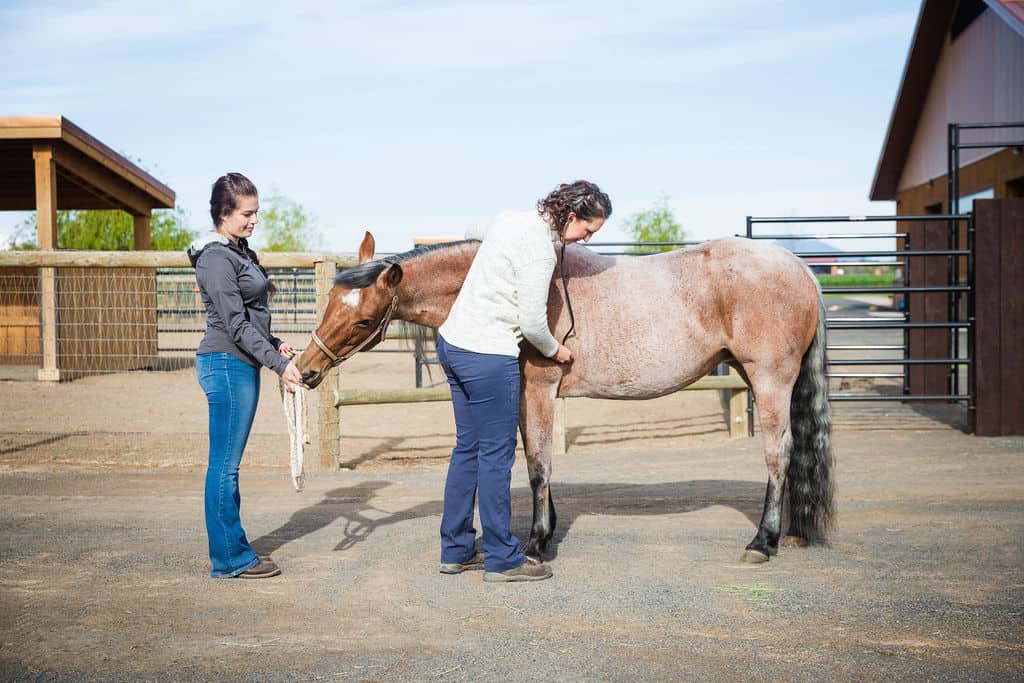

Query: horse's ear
[378,263,403,290]
[358,232,375,264]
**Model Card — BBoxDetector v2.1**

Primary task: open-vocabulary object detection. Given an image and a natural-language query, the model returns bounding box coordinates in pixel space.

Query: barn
[872,0,1024,435]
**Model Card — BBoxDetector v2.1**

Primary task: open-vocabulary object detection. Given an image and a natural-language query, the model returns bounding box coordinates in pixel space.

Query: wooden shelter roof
[0,115,175,215]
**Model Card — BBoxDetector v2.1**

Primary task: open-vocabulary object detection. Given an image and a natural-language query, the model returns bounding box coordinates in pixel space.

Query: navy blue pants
[437,336,527,573]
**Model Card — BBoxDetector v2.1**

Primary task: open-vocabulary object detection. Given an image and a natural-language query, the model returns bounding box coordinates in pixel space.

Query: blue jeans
[196,352,261,578]
[437,336,527,573]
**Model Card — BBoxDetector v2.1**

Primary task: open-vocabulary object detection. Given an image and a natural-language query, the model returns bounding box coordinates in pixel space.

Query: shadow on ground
[253,478,764,559]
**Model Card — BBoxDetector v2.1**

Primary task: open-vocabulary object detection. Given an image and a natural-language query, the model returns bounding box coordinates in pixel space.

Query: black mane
[334,239,479,288]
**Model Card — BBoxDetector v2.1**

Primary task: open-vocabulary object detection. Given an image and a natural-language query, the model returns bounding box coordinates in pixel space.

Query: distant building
[771,237,843,274]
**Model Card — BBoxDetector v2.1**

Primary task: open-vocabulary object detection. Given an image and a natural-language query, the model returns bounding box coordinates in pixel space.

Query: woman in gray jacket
[189,173,305,579]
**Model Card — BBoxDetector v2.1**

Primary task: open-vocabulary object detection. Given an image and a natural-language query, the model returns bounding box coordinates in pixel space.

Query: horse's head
[296,232,403,388]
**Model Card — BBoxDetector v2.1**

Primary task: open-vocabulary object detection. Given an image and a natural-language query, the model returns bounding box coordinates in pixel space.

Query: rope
[281,382,307,492]
[560,241,575,344]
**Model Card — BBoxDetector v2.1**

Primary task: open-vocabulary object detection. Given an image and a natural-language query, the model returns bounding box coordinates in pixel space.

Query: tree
[257,192,320,252]
[624,197,685,254]
[7,206,196,250]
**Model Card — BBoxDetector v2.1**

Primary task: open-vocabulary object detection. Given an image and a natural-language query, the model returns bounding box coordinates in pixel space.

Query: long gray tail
[786,298,835,541]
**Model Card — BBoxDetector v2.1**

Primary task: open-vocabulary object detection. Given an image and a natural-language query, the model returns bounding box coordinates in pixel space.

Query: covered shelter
[0,115,175,249]
[0,116,177,380]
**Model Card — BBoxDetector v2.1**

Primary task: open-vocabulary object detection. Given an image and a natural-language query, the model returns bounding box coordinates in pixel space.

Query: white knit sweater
[439,212,560,358]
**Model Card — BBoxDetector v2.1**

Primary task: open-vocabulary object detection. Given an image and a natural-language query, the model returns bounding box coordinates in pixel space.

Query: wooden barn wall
[0,267,41,364]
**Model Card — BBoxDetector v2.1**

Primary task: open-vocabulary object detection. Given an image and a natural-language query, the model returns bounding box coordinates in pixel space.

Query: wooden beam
[37,267,60,382]
[51,144,153,216]
[727,368,749,438]
[33,145,58,249]
[0,250,358,269]
[334,387,452,406]
[552,397,567,455]
[0,115,62,140]
[32,144,60,380]
[315,260,340,471]
[133,213,151,250]
[60,117,175,208]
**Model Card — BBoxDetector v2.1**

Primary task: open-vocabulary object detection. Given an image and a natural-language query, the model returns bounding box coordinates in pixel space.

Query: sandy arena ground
[0,339,1021,680]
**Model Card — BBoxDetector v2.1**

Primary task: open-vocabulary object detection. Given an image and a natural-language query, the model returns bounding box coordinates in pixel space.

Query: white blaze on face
[341,289,360,308]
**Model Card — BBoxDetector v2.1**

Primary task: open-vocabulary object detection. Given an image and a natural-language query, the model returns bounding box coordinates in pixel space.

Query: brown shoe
[483,558,552,583]
[439,551,484,574]
[237,559,281,579]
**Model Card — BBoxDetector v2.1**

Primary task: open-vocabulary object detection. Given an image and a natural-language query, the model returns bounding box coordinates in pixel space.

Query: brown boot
[439,551,484,574]
[237,559,281,579]
[483,558,552,583]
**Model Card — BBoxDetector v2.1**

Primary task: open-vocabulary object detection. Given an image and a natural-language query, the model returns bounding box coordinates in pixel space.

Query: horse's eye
[355,319,372,328]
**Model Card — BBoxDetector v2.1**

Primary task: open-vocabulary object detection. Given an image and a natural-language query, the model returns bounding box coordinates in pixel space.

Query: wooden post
[315,260,339,469]
[33,145,60,382]
[974,199,1024,435]
[133,213,151,250]
[551,397,567,455]
[727,368,749,438]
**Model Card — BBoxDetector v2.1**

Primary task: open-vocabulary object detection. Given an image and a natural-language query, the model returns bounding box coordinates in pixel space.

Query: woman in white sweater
[437,180,612,582]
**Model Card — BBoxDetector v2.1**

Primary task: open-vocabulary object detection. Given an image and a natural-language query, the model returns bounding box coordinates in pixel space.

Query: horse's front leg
[518,359,561,560]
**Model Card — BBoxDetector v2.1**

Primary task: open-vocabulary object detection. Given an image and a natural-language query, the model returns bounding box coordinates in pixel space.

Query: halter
[309,295,399,368]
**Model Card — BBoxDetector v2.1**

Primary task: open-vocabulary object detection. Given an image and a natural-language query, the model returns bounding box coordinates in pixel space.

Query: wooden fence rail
[333,372,751,457]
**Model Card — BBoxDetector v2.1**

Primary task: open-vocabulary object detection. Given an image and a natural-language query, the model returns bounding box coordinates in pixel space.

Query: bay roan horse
[297,232,834,564]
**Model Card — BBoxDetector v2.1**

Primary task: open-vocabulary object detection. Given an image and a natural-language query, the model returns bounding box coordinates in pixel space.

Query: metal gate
[745,213,975,433]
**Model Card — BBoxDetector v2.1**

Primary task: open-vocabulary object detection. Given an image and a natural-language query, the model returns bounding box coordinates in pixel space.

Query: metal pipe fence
[745,213,974,432]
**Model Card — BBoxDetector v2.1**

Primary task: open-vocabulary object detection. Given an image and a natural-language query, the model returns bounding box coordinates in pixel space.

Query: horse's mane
[334,239,480,288]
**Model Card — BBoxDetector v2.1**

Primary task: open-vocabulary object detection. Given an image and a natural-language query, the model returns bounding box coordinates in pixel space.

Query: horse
[296,232,834,564]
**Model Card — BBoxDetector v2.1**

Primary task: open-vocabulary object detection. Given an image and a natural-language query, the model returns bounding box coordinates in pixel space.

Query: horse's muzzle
[300,369,324,389]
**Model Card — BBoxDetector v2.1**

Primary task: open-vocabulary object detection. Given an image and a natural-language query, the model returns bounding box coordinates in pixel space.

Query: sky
[0,0,922,254]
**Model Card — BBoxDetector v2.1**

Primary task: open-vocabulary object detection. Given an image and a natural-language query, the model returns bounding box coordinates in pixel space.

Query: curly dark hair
[537,180,612,233]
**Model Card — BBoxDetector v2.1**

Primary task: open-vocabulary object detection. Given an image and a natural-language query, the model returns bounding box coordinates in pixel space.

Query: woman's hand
[553,344,574,363]
[278,342,297,359]
[281,360,308,393]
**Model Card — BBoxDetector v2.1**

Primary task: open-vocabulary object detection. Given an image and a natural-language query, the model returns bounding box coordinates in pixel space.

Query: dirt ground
[1,342,1022,681]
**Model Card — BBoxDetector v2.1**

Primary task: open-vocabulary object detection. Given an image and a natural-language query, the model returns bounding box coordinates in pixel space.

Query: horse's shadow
[517,479,765,560]
[252,478,764,558]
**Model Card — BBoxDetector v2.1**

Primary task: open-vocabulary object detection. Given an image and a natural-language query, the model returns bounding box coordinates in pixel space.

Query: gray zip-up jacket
[188,233,289,375]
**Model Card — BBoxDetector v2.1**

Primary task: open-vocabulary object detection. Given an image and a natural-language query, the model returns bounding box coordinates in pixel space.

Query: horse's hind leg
[741,365,798,564]
[519,370,559,560]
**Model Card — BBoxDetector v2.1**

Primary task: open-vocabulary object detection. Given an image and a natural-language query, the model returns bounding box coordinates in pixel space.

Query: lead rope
[560,240,575,345]
[281,381,307,492]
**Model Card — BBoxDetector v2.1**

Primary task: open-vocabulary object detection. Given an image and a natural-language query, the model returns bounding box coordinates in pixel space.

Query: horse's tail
[786,296,835,542]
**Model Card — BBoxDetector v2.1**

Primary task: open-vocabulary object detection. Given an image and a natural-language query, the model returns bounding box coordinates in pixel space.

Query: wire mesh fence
[0,260,332,468]
[0,266,325,376]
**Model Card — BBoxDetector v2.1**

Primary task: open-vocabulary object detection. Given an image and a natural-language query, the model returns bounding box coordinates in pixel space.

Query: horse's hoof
[781,535,808,548]
[740,549,770,564]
